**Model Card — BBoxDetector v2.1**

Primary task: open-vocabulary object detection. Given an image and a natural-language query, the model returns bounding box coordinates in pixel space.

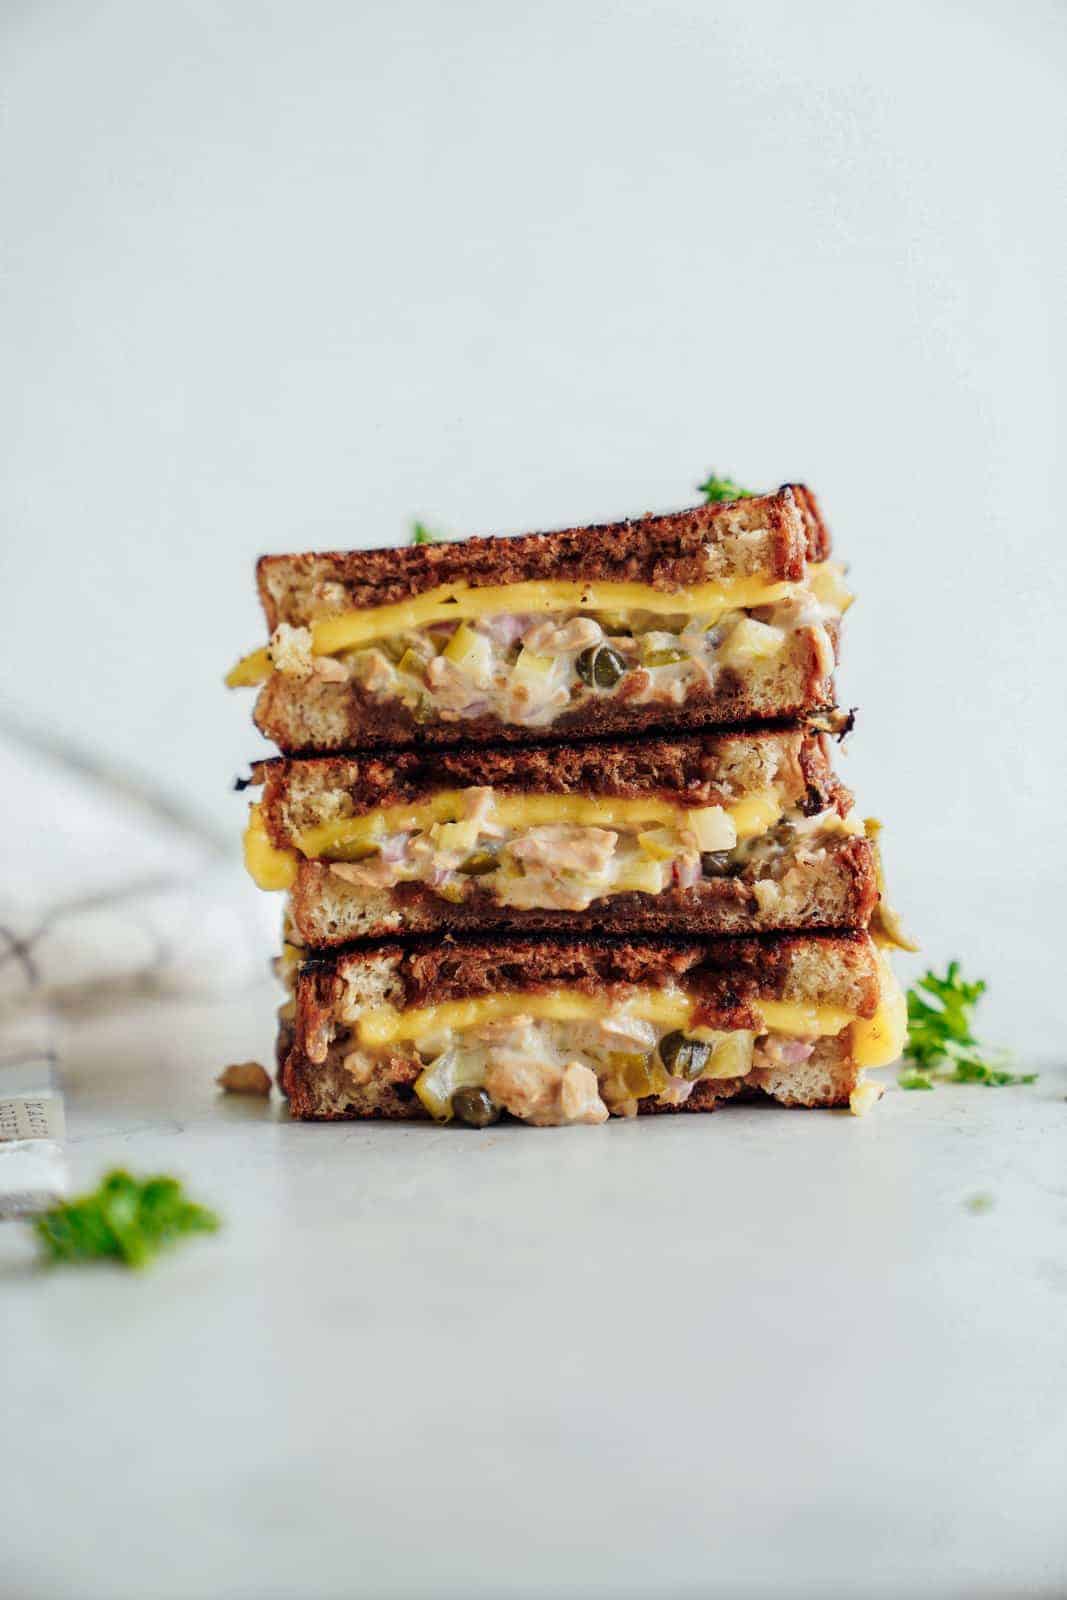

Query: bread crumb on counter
[217,1061,272,1096]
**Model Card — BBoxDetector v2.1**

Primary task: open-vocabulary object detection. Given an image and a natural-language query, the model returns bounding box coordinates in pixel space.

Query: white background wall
[2,0,1065,1049]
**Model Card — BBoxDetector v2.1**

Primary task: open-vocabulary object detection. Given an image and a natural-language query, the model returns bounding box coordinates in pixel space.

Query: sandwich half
[279,932,905,1126]
[228,486,849,751]
[245,728,878,942]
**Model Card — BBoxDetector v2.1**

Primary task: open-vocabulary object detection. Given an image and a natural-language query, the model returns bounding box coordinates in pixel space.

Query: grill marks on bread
[256,487,828,629]
[252,728,849,844]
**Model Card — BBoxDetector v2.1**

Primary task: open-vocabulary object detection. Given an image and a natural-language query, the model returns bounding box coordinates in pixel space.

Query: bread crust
[253,727,848,841]
[253,627,835,753]
[256,486,830,629]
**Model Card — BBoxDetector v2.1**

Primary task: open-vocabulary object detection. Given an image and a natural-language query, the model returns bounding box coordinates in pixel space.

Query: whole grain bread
[286,834,877,944]
[253,726,848,842]
[257,487,830,629]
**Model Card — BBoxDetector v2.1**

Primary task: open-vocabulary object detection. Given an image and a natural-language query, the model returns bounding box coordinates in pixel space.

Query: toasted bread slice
[256,486,831,627]
[280,932,900,1125]
[230,487,843,752]
[245,728,877,942]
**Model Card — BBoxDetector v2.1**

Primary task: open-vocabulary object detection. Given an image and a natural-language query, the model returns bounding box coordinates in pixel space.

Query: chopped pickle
[327,839,380,864]
[617,1054,669,1099]
[637,827,680,861]
[658,1031,712,1080]
[642,646,687,668]
[718,617,786,665]
[442,622,479,663]
[705,1032,754,1079]
[459,850,499,876]
[434,880,468,904]
[414,1051,483,1120]
[687,806,737,852]
[443,623,491,676]
[451,1086,498,1128]
[512,647,557,684]
[575,644,627,689]
[397,648,428,681]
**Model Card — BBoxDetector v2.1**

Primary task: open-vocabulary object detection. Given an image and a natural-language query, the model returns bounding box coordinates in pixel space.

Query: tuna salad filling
[263,571,848,729]
[323,791,861,914]
[339,1012,829,1127]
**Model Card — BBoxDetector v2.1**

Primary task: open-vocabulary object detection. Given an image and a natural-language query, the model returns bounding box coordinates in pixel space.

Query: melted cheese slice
[226,572,814,687]
[850,957,907,1068]
[243,788,787,890]
[355,988,855,1051]
[300,787,780,860]
[244,806,297,891]
[353,966,908,1071]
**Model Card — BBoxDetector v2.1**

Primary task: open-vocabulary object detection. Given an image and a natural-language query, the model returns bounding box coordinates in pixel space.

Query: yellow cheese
[293,788,783,861]
[758,999,854,1036]
[226,573,806,686]
[809,560,854,614]
[355,987,854,1051]
[243,804,298,891]
[850,959,908,1068]
[726,791,783,841]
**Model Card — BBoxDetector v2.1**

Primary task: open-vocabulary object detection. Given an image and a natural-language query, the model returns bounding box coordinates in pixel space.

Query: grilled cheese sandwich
[232,487,845,752]
[246,729,879,942]
[280,933,904,1127]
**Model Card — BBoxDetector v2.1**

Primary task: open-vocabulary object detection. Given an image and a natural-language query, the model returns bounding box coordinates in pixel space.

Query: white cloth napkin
[0,725,275,1208]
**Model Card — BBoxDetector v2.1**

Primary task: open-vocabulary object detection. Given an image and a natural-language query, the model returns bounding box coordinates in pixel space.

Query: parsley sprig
[698,473,756,504]
[410,521,440,545]
[901,964,1036,1090]
[33,1170,220,1269]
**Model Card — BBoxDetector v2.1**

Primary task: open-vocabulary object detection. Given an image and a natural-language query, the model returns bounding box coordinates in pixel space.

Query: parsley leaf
[698,473,756,504]
[410,521,440,545]
[901,963,1036,1089]
[33,1170,220,1269]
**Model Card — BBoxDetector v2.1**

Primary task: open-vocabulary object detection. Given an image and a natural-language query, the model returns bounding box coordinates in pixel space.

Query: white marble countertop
[4,984,1066,1600]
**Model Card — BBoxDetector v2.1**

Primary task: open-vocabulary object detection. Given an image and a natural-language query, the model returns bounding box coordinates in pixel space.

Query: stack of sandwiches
[228,485,907,1128]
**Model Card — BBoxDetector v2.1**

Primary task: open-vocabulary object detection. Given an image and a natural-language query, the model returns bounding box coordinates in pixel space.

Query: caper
[451,1086,498,1128]
[701,850,737,878]
[575,644,627,689]
[658,1031,711,1081]
[459,849,498,876]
